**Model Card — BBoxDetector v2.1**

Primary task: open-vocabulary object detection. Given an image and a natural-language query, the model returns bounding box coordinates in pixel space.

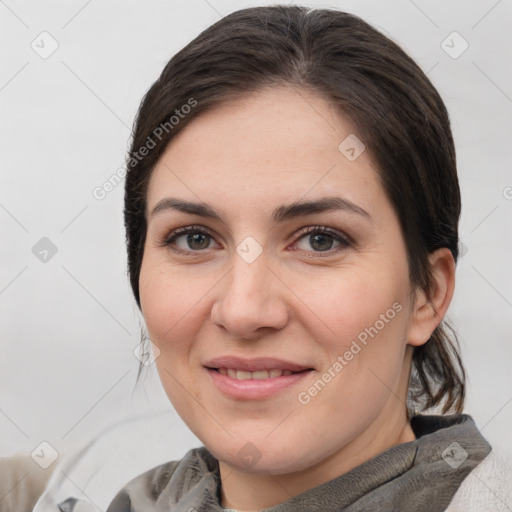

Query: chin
[209,437,324,476]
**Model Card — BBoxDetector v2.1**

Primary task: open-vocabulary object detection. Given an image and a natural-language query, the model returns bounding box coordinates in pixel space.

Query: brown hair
[125,5,465,413]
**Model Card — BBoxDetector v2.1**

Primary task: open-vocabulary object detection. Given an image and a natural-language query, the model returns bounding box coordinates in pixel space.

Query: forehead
[161,86,357,167]
[146,86,384,218]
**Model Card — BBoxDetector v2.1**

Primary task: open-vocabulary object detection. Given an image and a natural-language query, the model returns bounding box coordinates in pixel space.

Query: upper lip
[203,356,314,372]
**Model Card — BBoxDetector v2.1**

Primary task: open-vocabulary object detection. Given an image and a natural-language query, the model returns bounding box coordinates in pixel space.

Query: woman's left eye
[160,225,351,255]
[292,226,351,255]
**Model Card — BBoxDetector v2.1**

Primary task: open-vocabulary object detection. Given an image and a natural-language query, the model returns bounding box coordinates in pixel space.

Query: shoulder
[446,449,512,511]
[106,446,212,512]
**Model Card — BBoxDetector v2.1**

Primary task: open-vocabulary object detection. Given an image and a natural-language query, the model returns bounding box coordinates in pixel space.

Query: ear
[407,247,456,347]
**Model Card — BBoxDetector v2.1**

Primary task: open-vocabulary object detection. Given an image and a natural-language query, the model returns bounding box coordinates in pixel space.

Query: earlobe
[407,248,456,347]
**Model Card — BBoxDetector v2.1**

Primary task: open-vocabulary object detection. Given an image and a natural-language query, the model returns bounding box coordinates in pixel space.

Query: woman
[106,5,511,511]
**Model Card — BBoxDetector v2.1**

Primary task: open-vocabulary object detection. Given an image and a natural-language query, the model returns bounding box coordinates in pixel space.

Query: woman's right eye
[159,226,220,253]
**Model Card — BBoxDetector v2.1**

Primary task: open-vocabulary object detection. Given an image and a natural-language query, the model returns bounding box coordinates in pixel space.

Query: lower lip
[206,368,313,400]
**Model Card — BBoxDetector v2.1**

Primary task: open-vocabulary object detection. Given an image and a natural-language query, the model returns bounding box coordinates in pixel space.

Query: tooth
[252,370,270,380]
[221,368,295,380]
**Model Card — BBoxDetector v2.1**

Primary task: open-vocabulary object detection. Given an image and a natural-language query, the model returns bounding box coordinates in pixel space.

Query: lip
[203,356,315,400]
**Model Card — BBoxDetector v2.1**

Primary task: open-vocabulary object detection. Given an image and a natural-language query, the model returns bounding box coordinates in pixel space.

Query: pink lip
[203,356,315,400]
[206,367,313,400]
[203,356,313,373]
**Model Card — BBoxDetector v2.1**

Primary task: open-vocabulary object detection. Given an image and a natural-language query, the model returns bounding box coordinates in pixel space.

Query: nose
[210,253,289,340]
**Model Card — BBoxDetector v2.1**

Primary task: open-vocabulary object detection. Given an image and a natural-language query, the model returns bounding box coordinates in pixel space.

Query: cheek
[293,265,411,407]
[294,265,408,349]
[139,262,204,405]
[308,275,410,404]
[139,258,207,344]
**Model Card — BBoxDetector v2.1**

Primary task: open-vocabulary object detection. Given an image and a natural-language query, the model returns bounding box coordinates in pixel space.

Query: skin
[139,85,455,511]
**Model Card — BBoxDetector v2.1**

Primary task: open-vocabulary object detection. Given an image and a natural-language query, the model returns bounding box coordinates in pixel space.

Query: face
[139,86,418,477]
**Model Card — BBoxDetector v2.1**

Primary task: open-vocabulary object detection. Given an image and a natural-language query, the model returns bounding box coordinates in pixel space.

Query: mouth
[203,356,315,399]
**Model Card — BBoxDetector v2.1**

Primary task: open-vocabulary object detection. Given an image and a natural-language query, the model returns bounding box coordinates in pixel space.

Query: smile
[203,356,315,399]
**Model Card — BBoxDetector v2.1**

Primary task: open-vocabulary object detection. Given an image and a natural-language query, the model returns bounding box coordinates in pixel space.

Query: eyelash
[158,224,352,257]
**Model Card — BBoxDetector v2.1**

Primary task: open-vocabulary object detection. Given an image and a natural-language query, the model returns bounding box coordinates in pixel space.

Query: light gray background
[1,0,511,463]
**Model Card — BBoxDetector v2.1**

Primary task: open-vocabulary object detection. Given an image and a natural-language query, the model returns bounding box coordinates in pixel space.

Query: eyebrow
[150,196,373,224]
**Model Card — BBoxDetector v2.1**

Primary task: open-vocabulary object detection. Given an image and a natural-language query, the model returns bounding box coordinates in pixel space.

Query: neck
[219,405,416,511]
